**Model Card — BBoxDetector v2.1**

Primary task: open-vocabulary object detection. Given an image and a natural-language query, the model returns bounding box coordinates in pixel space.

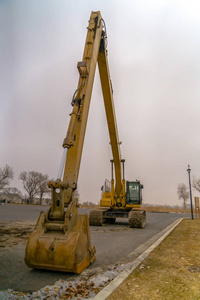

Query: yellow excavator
[25,11,146,274]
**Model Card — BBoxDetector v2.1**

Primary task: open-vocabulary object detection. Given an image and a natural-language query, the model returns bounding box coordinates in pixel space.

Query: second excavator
[25,11,146,275]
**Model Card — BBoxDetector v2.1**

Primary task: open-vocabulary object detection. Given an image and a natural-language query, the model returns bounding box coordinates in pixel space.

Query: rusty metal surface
[25,212,95,273]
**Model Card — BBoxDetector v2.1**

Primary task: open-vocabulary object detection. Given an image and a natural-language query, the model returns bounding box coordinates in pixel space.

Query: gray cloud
[1,0,200,205]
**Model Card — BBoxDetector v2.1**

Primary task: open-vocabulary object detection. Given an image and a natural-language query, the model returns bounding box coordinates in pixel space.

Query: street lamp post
[187,165,194,220]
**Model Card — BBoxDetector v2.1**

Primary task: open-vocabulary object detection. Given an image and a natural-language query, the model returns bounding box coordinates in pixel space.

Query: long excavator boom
[25,11,125,274]
[62,12,104,200]
[98,34,123,199]
[61,12,124,205]
[97,33,128,211]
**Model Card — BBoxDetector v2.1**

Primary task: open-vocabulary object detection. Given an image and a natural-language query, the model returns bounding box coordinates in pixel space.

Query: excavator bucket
[25,210,96,273]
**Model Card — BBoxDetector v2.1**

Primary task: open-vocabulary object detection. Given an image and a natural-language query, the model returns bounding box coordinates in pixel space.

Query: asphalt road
[0,204,189,292]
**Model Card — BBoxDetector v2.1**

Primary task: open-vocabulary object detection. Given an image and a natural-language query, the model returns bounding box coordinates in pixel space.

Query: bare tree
[19,171,49,204]
[177,183,189,209]
[192,176,200,193]
[0,164,14,190]
[37,174,49,205]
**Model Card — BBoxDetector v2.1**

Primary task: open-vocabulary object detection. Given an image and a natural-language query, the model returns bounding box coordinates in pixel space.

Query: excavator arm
[62,12,104,197]
[48,12,104,219]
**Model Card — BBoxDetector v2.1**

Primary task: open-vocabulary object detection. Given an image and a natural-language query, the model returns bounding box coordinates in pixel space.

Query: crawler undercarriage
[89,208,146,228]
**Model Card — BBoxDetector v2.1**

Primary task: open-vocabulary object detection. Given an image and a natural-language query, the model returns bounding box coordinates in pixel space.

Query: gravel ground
[0,261,135,300]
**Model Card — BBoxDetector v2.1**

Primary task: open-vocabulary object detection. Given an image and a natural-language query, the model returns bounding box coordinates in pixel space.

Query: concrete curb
[92,218,183,300]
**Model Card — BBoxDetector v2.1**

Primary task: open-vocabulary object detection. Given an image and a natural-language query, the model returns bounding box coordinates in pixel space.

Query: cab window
[129,183,139,200]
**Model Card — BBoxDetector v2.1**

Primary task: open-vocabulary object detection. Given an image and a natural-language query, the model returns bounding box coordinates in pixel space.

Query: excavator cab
[126,181,143,205]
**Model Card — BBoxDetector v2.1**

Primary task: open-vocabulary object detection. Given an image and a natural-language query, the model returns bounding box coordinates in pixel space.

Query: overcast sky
[1,0,200,206]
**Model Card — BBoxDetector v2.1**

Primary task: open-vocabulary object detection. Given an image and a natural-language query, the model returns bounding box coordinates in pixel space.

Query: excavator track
[128,209,146,228]
[89,210,104,226]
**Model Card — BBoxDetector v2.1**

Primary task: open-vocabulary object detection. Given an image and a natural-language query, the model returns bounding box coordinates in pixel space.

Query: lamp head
[187,164,191,173]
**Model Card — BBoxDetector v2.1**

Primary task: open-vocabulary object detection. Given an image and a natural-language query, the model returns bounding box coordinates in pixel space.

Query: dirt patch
[108,218,200,300]
[0,221,35,249]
